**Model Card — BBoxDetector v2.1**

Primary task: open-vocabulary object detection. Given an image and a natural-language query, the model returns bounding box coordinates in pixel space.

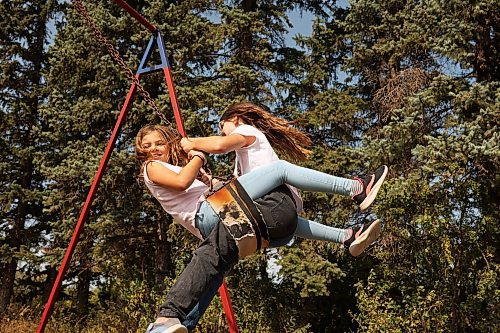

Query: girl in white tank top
[136,123,386,333]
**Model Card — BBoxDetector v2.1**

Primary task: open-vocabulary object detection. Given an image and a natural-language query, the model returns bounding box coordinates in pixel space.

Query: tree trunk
[0,260,17,317]
[76,259,92,320]
[42,265,58,302]
[155,215,174,284]
[0,193,27,316]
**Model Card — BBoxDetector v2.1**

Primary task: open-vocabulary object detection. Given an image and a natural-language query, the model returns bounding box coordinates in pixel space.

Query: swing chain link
[73,0,218,180]
[73,0,172,127]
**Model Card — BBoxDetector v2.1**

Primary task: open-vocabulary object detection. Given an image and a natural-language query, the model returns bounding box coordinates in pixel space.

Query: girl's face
[219,117,239,136]
[141,131,168,161]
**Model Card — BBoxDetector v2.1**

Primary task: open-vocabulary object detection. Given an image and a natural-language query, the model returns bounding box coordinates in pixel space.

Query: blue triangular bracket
[137,30,170,74]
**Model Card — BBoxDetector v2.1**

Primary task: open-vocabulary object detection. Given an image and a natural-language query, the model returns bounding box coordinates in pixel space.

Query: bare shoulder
[146,161,176,181]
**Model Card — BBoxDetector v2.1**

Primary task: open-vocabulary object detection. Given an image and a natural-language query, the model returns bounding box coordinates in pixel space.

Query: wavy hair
[135,125,188,176]
[220,102,311,161]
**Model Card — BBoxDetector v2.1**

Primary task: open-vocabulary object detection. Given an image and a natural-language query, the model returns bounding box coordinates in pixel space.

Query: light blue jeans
[197,160,354,242]
[197,160,354,244]
[238,159,354,243]
[238,160,353,198]
[183,160,354,330]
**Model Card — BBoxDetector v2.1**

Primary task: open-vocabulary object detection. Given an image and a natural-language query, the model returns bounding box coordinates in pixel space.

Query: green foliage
[0,0,68,316]
[2,0,498,332]
[278,245,344,297]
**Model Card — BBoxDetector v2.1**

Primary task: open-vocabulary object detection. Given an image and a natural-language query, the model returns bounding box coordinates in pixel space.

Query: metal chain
[73,0,173,128]
[73,0,221,181]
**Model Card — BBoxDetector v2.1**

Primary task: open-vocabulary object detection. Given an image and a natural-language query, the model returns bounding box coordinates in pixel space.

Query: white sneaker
[145,318,188,333]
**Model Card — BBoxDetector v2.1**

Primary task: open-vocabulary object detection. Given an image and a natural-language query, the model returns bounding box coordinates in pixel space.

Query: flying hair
[220,102,312,161]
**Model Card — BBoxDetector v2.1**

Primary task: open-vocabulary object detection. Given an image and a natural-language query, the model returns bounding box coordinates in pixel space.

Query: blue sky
[285,9,314,46]
[286,1,350,47]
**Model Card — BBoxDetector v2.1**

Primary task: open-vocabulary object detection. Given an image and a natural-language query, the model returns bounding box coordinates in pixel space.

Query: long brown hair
[221,102,312,161]
[135,125,188,175]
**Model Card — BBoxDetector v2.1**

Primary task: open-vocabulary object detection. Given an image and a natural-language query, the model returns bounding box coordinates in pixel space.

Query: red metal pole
[219,280,239,333]
[162,67,186,137]
[112,0,156,32]
[36,77,140,333]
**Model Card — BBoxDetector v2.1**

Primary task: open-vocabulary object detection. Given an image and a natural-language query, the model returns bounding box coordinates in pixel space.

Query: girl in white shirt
[181,102,386,249]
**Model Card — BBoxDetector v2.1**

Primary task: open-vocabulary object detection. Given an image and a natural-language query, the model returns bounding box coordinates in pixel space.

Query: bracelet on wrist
[190,154,206,166]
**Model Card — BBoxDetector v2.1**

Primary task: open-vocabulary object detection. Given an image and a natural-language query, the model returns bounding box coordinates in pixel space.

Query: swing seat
[206,178,270,258]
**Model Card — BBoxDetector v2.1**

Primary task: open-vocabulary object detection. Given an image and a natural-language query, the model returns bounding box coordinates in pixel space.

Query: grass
[1,304,226,333]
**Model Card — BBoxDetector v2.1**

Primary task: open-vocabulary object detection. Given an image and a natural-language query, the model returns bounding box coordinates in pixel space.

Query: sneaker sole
[359,166,388,211]
[166,326,188,333]
[149,324,188,333]
[349,219,381,256]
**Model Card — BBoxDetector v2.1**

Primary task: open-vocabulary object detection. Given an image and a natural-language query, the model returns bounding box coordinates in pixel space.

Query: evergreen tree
[334,0,499,331]
[0,0,64,317]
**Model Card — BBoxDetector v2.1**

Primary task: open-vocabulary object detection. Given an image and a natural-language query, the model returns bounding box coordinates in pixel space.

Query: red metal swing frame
[37,1,238,332]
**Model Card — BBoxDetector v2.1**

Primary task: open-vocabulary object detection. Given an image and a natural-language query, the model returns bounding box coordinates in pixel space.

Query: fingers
[180,137,193,152]
[199,169,213,185]
[187,150,204,159]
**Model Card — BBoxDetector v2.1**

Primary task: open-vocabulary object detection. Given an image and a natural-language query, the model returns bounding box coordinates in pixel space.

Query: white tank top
[143,160,205,239]
[232,124,304,213]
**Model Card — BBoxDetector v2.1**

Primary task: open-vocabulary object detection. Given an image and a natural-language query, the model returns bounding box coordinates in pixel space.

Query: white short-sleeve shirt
[232,124,304,213]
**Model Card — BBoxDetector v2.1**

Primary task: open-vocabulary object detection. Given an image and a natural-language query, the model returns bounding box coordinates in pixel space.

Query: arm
[181,135,255,154]
[146,152,206,191]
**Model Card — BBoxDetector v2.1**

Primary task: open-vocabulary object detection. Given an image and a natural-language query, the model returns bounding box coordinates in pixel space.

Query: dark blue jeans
[159,216,239,320]
[180,185,297,330]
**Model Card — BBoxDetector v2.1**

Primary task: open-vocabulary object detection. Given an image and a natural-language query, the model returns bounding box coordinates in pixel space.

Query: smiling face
[135,125,189,167]
[140,130,169,162]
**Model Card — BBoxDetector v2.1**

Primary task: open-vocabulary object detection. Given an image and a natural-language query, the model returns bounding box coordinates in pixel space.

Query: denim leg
[176,203,227,330]
[295,216,346,243]
[158,221,239,321]
[195,201,219,239]
[182,273,223,331]
[237,160,354,200]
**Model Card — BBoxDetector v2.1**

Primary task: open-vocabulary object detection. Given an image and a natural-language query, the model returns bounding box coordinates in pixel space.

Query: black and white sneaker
[343,219,381,257]
[352,165,388,211]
